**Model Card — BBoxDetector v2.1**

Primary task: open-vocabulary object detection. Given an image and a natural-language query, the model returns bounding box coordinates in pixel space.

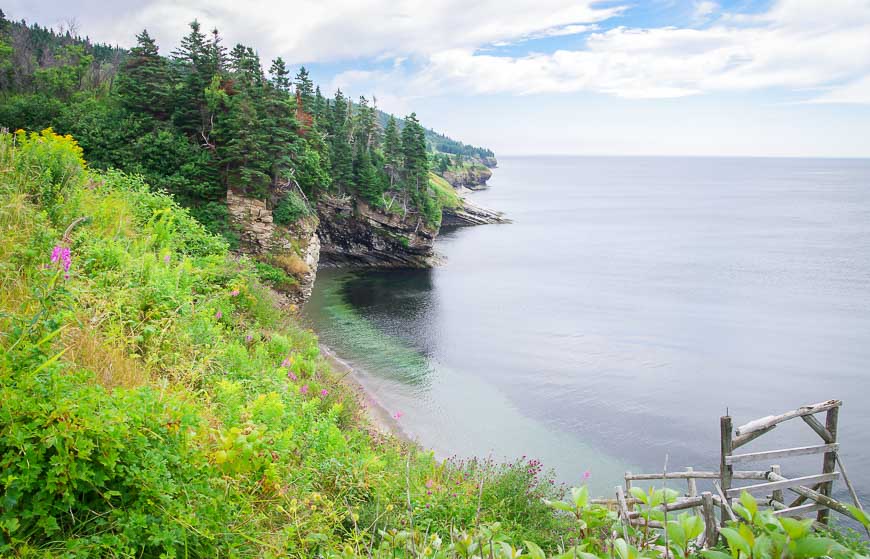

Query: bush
[273,189,310,225]
[6,128,85,213]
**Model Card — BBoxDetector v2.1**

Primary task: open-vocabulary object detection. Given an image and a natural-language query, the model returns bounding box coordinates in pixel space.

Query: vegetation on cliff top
[0,11,481,239]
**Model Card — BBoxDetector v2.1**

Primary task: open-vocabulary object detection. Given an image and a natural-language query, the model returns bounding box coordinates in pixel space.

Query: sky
[7,0,870,157]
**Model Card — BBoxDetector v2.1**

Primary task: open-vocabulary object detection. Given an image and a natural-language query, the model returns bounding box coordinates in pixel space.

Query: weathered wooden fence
[606,399,867,548]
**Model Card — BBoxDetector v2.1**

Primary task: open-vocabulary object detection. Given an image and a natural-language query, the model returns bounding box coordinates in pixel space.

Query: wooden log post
[720,415,734,526]
[687,467,699,516]
[702,492,717,548]
[771,465,784,506]
[817,407,839,524]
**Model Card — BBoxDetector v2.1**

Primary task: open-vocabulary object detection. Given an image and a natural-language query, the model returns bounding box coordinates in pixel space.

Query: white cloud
[692,1,719,23]
[397,0,870,101]
[7,0,870,105]
[57,0,622,64]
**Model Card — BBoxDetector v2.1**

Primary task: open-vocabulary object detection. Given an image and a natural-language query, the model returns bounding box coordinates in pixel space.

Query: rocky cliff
[442,164,493,190]
[317,195,438,268]
[227,189,320,304]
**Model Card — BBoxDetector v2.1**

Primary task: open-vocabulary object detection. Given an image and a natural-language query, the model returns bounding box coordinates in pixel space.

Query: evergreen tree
[401,112,428,194]
[268,57,290,92]
[171,20,209,137]
[116,30,170,118]
[327,88,353,190]
[294,66,314,113]
[382,115,401,188]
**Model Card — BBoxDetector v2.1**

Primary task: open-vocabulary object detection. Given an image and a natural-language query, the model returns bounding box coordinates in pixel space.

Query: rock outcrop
[479,156,498,168]
[317,195,438,268]
[442,164,493,190]
[442,196,510,226]
[227,189,320,304]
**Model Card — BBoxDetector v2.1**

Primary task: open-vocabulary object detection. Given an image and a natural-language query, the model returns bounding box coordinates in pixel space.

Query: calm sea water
[305,156,870,500]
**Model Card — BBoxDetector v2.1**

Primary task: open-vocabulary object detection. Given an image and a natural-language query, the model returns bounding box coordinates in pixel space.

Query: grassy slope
[0,130,567,557]
[428,172,463,210]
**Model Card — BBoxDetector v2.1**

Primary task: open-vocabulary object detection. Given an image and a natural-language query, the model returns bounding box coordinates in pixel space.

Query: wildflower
[163,254,171,264]
[215,310,223,320]
[583,470,591,480]
[245,334,253,343]
[300,384,309,395]
[231,289,240,297]
[393,411,403,420]
[281,358,291,367]
[320,389,329,397]
[50,245,72,274]
[287,371,298,381]
[425,479,434,489]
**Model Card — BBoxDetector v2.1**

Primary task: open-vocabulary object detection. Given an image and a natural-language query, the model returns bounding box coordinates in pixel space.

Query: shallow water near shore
[305,155,870,501]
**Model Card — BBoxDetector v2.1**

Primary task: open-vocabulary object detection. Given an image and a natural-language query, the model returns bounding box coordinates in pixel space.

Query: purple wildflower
[230,289,240,297]
[287,371,298,381]
[215,310,223,320]
[583,470,591,480]
[281,358,291,367]
[300,384,309,395]
[163,254,171,264]
[393,411,403,420]
[50,245,72,274]
[245,334,253,343]
[320,389,329,397]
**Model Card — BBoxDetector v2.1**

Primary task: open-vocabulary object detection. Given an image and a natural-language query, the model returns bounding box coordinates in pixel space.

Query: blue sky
[7,0,870,156]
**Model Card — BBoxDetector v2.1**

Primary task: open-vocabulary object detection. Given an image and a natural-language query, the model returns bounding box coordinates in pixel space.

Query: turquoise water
[305,156,870,500]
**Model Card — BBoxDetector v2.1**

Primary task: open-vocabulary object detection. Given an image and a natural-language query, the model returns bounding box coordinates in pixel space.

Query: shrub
[7,128,85,212]
[273,188,311,225]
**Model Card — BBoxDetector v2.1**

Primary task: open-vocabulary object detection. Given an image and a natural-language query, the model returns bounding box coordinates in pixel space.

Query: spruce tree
[382,115,401,188]
[328,89,353,190]
[295,66,314,113]
[116,29,170,118]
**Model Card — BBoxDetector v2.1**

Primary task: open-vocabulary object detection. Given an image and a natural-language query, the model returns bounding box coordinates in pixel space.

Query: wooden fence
[607,399,867,548]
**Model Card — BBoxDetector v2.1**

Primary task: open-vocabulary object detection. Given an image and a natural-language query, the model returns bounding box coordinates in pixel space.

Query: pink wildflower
[287,371,298,381]
[215,310,223,320]
[230,289,240,297]
[281,358,291,367]
[50,245,72,274]
[393,411,403,420]
[163,254,171,264]
[583,471,591,480]
[300,384,309,395]
[320,389,329,397]
[425,479,434,489]
[245,335,253,343]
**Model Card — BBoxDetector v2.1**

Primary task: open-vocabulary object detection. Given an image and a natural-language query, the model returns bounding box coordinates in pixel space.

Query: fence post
[817,407,839,524]
[771,465,783,506]
[720,415,733,526]
[702,492,717,548]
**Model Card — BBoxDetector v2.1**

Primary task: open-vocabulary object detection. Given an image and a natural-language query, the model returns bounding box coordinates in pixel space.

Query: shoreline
[320,343,415,445]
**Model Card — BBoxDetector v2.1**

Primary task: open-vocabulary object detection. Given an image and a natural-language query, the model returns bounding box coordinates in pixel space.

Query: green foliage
[273,189,311,225]
[5,128,85,214]
[254,260,299,291]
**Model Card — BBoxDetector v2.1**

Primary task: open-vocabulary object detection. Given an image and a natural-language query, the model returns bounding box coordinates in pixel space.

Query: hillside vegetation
[0,12,491,240]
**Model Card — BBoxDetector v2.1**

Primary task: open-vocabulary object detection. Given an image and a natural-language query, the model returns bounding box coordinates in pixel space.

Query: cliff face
[227,190,320,304]
[442,164,493,190]
[479,156,498,168]
[316,195,438,268]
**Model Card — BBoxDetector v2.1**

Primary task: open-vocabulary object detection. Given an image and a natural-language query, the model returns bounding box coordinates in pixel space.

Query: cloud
[9,0,619,63]
[692,1,719,24]
[402,0,870,101]
[7,0,870,105]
